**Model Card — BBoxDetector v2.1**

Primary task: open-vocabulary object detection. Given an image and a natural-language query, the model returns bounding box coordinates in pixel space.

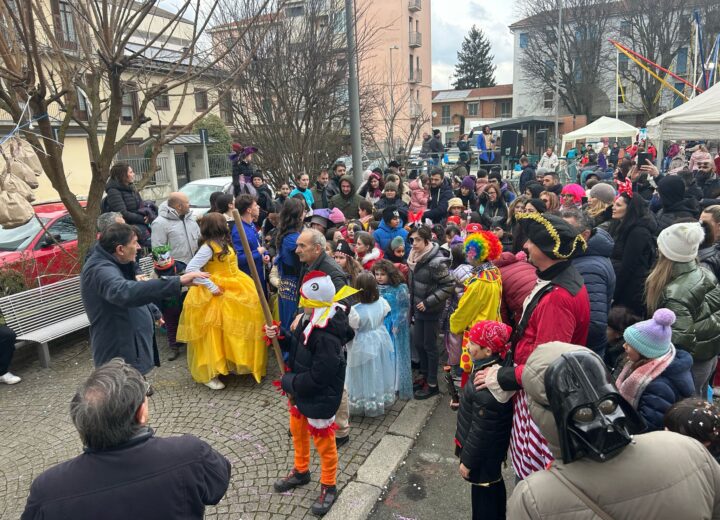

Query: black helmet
[545,350,645,464]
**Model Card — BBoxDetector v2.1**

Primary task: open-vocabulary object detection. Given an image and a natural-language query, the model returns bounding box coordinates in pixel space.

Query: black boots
[273,469,311,492]
[311,484,338,516]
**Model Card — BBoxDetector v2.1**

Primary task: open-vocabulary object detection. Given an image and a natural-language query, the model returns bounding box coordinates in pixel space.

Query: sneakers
[335,435,350,449]
[311,484,338,516]
[274,469,311,492]
[414,383,439,400]
[0,372,21,385]
[412,376,426,391]
[204,378,225,390]
[168,346,180,361]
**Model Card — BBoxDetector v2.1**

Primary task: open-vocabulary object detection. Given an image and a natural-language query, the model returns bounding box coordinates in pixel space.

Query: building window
[544,59,555,75]
[409,54,413,78]
[519,32,528,49]
[194,89,208,111]
[543,91,554,110]
[619,54,629,72]
[153,86,170,111]
[620,19,631,33]
[74,88,88,121]
[52,0,77,49]
[617,83,625,105]
[120,85,138,125]
[676,47,688,75]
[220,92,233,125]
[574,66,583,83]
[467,102,479,116]
[496,101,511,118]
[673,82,685,108]
[441,104,451,125]
[286,5,304,17]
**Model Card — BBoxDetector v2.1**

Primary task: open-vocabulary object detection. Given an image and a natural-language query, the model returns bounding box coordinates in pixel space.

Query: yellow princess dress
[177,241,266,384]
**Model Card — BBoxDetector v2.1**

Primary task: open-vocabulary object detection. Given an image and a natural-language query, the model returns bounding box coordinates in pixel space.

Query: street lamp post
[344,0,364,187]
[389,45,399,160]
[553,0,563,151]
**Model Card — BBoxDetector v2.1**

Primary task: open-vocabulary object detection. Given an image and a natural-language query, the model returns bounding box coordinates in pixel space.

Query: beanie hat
[382,206,401,223]
[251,170,263,180]
[334,240,354,258]
[327,207,346,225]
[623,308,676,359]
[525,182,544,198]
[589,183,616,204]
[447,215,461,226]
[390,236,405,250]
[461,176,475,190]
[384,182,398,193]
[657,175,685,208]
[468,320,512,359]
[518,212,586,260]
[448,197,464,210]
[657,221,705,262]
[231,142,243,153]
[526,198,547,213]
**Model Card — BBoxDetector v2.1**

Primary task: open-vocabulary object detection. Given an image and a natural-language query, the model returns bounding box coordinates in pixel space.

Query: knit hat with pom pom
[657,222,705,263]
[623,308,676,359]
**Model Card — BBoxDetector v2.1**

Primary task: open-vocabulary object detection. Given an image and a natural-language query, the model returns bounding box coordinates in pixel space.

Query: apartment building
[431,85,513,143]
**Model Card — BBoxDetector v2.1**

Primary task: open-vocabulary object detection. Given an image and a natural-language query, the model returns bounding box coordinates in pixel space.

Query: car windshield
[181,183,225,207]
[0,217,48,252]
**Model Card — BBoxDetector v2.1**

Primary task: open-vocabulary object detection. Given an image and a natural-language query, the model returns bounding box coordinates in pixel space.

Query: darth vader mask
[545,350,645,464]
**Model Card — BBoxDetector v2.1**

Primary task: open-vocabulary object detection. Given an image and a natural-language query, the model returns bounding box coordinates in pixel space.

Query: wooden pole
[231,209,285,375]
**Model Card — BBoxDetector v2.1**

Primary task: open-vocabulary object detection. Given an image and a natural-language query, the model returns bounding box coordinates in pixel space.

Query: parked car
[179,176,233,216]
[0,202,83,288]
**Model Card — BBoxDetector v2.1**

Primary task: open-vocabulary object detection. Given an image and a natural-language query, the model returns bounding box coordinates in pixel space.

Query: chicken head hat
[298,271,359,344]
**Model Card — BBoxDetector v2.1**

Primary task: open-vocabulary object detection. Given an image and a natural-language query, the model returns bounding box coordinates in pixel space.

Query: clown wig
[463,225,503,265]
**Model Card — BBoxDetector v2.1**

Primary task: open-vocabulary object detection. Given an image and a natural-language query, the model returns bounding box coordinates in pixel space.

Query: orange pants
[290,412,338,486]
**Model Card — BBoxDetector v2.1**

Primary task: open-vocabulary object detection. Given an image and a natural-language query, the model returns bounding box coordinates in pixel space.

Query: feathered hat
[463,223,503,265]
[298,271,359,344]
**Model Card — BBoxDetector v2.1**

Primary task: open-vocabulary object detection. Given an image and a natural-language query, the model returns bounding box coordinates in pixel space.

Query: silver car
[179,176,233,216]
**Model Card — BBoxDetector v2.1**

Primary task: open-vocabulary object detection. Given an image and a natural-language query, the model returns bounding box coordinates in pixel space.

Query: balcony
[409,68,422,84]
[408,0,421,12]
[409,31,422,48]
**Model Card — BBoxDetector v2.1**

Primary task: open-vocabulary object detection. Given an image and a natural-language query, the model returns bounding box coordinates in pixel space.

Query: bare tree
[516,0,616,120]
[0,0,276,257]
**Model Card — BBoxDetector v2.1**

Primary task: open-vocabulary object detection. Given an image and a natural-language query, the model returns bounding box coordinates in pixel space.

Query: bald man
[151,192,200,267]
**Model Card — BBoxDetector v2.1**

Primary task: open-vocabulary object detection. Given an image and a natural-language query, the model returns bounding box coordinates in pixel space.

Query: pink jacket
[408,178,429,213]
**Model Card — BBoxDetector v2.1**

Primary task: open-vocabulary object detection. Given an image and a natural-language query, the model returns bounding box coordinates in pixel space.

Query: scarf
[615,344,676,408]
[407,242,434,271]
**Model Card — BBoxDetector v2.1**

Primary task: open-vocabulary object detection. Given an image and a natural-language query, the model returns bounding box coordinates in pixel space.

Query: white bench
[0,276,88,368]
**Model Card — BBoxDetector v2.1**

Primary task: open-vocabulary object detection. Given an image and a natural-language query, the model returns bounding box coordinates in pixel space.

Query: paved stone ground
[0,331,406,519]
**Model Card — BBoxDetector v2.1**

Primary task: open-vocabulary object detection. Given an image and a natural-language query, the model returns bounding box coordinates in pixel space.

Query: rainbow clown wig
[463,223,503,265]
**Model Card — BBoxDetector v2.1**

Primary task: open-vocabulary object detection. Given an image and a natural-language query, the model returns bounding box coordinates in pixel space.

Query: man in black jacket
[423,167,454,224]
[22,359,231,520]
[327,162,346,199]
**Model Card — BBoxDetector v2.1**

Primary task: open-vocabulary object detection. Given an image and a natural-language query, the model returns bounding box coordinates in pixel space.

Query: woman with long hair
[507,195,528,253]
[585,183,615,229]
[609,192,657,316]
[333,240,363,286]
[359,171,384,205]
[645,222,720,397]
[479,184,508,222]
[539,191,560,213]
[105,162,153,247]
[273,198,306,329]
[177,213,266,389]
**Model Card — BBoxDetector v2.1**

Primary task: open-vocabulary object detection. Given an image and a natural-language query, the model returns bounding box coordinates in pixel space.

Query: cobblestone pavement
[0,332,406,519]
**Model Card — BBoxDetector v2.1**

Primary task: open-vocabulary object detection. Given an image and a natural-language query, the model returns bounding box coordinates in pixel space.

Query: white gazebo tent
[562,116,639,151]
[646,81,720,141]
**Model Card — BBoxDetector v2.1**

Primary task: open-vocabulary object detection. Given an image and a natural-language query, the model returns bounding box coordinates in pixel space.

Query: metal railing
[408,0,421,11]
[208,153,233,177]
[124,156,171,186]
[409,31,422,47]
[410,69,422,84]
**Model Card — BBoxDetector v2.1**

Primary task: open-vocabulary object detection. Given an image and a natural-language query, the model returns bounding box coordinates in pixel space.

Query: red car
[0,202,83,288]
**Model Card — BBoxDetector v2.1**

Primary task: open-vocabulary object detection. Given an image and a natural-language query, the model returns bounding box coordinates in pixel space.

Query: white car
[179,176,233,216]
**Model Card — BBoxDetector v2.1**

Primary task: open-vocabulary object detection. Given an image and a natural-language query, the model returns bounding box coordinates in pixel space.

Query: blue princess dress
[379,283,412,400]
[346,298,397,417]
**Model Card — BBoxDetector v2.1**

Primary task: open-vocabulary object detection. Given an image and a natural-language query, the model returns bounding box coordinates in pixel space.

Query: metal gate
[175,153,189,188]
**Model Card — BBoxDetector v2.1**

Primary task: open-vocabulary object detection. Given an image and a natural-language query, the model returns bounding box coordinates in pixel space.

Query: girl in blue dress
[346,272,397,417]
[371,259,412,400]
[273,199,305,329]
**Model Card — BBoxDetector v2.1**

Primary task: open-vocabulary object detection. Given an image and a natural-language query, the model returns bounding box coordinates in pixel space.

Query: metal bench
[0,276,88,368]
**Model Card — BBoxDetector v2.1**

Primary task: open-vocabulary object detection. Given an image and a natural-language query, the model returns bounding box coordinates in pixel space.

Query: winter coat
[280,311,354,419]
[656,261,720,361]
[150,203,200,265]
[509,343,720,520]
[478,199,508,222]
[655,199,699,232]
[695,172,720,200]
[289,187,314,210]
[628,350,694,431]
[327,174,342,200]
[373,219,408,252]
[455,188,479,212]
[408,178,429,214]
[495,251,537,326]
[80,244,181,374]
[519,165,537,194]
[374,195,409,223]
[423,178,454,223]
[310,182,331,210]
[104,178,146,226]
[256,183,275,221]
[21,429,231,520]
[408,243,453,319]
[428,136,444,160]
[232,219,265,292]
[571,228,616,354]
[455,355,513,484]
[699,243,720,281]
[358,247,384,270]
[610,218,657,316]
[329,175,364,220]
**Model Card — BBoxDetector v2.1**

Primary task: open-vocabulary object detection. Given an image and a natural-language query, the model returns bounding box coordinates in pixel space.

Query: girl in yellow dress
[177,212,266,389]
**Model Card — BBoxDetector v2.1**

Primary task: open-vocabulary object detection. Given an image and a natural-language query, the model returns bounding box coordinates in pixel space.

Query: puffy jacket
[373,219,408,252]
[279,311,354,419]
[509,342,720,520]
[150,203,200,265]
[329,175,364,220]
[495,252,537,326]
[454,355,513,484]
[571,228,616,354]
[374,195,409,223]
[409,243,453,318]
[105,178,145,225]
[699,243,720,281]
[634,349,694,431]
[655,198,699,232]
[423,178,454,223]
[408,178,429,214]
[610,218,657,316]
[657,261,720,361]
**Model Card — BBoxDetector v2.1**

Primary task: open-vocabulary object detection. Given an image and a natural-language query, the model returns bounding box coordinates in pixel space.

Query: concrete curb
[326,395,440,520]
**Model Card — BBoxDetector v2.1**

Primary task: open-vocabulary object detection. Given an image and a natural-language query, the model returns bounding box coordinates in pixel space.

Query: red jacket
[495,251,537,326]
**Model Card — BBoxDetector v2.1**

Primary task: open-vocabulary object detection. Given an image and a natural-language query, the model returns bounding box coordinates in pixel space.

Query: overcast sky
[431,0,517,90]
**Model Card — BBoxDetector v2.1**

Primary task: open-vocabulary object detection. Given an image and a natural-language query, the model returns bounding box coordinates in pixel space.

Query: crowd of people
[13,138,720,519]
